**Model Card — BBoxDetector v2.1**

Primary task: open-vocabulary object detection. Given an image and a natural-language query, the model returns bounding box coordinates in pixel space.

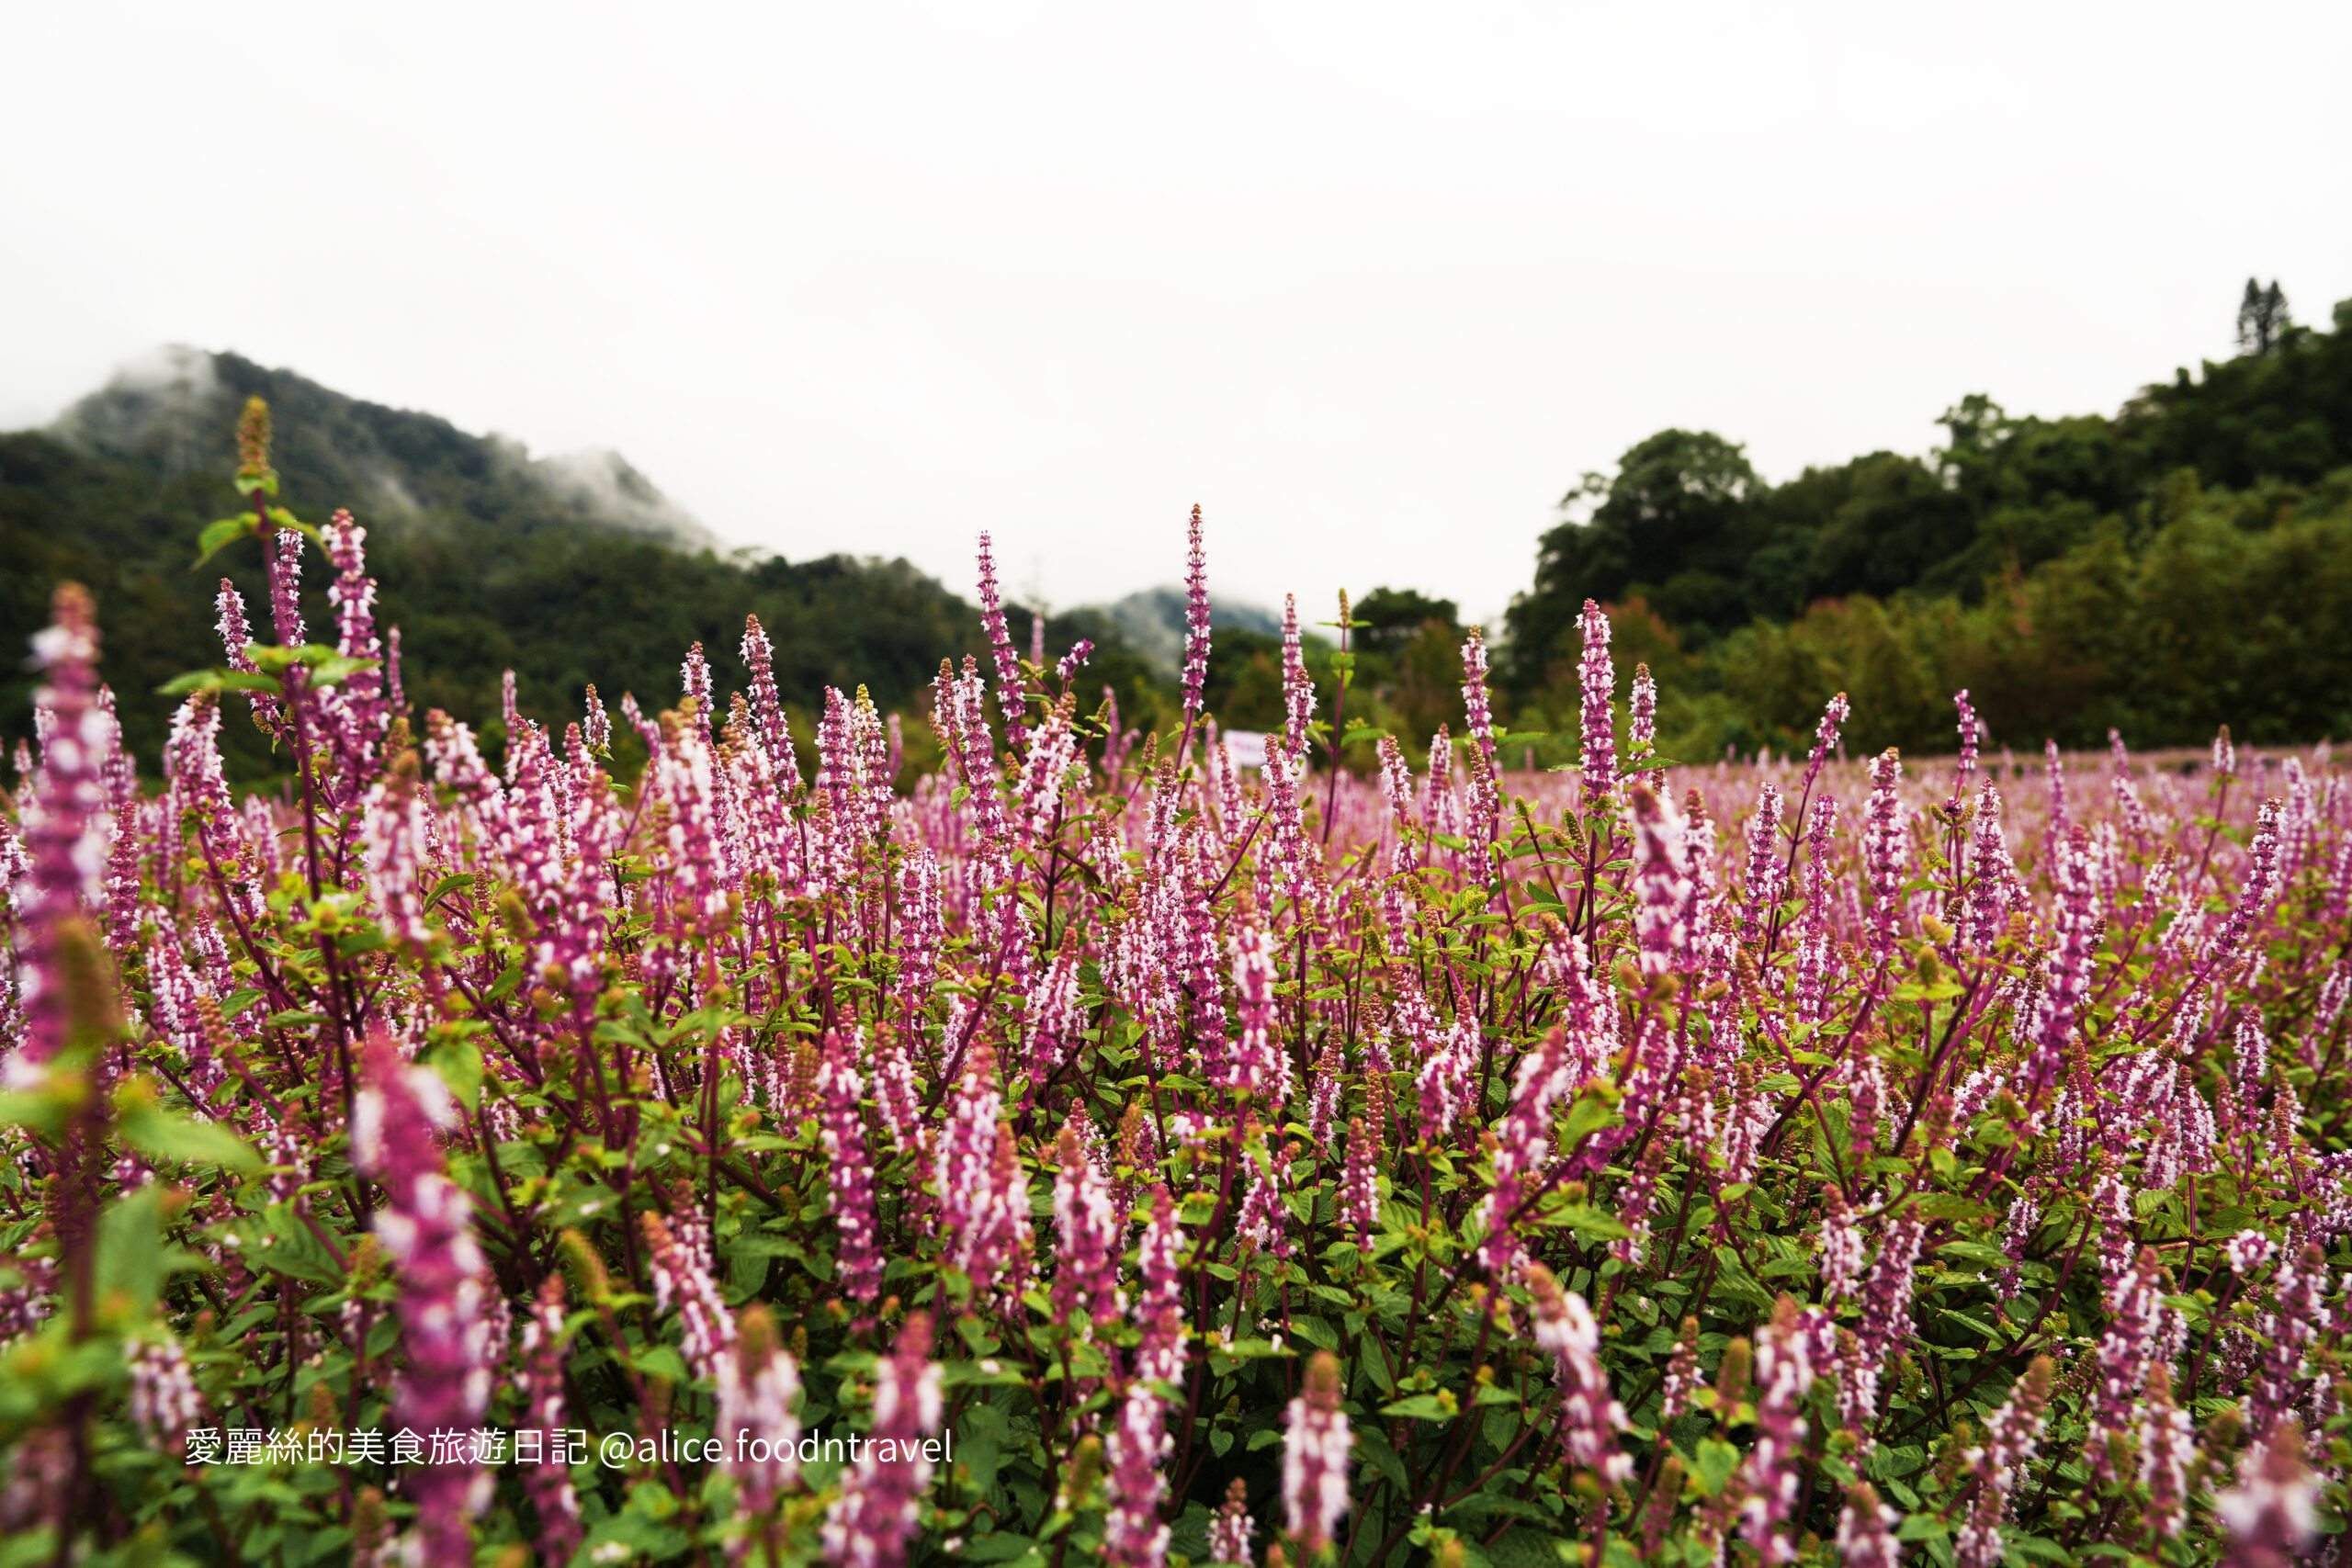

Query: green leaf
[116,1080,262,1174]
[1288,1314,1340,1351]
[251,1201,345,1285]
[192,514,259,569]
[305,654,381,690]
[1355,1427,1409,1492]
[1692,1437,1742,1497]
[1936,1239,2009,1269]
[156,668,280,697]
[631,1344,693,1382]
[424,1040,483,1113]
[1557,1085,1623,1149]
[1379,1393,1455,1421]
[1555,1202,1630,1243]
[336,928,390,959]
[96,1184,172,1315]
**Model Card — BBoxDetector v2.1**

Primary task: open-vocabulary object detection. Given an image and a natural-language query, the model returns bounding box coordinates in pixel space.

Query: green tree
[1504,429,1763,687]
[2238,277,2291,356]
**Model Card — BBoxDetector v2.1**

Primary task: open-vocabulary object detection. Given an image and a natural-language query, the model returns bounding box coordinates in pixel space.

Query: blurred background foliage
[6,284,2350,784]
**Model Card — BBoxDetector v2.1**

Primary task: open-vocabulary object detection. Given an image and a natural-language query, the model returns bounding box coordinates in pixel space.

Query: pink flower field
[3,402,2348,1568]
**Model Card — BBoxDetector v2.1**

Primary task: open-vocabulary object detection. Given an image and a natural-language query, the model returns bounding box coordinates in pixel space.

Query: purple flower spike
[2084,1247,2170,1478]
[1954,1357,2053,1568]
[1525,1261,1630,1484]
[1951,688,1980,806]
[8,584,107,1078]
[822,1311,943,1568]
[1104,1381,1172,1567]
[2217,1419,2319,1568]
[1133,1184,1187,1389]
[2138,1364,2192,1542]
[352,1025,496,1568]
[741,614,804,793]
[126,1337,203,1454]
[1835,1482,1902,1568]
[1283,1350,1351,1556]
[718,1304,804,1546]
[1863,748,1907,956]
[1343,1116,1380,1253]
[1798,691,1849,802]
[1281,594,1316,754]
[1221,919,1290,1107]
[641,1206,737,1386]
[214,578,283,735]
[267,523,305,648]
[322,509,388,783]
[1629,661,1657,757]
[1739,782,1787,939]
[1180,505,1212,742]
[1050,1118,1123,1334]
[1461,626,1503,865]
[975,533,1027,752]
[1738,1298,1816,1566]
[1207,1477,1255,1566]
[1576,599,1616,808]
[1791,797,1840,1024]
[515,1276,583,1563]
[819,1031,884,1303]
[1626,783,1693,976]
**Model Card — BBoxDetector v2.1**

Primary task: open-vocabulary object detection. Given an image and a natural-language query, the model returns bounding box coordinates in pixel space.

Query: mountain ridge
[51,346,721,552]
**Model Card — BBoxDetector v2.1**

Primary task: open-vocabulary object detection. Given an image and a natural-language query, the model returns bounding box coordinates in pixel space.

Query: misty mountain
[3,351,1081,781]
[1087,586,1284,677]
[51,346,717,550]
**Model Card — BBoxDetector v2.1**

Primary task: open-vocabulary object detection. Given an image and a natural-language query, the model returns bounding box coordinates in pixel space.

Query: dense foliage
[5,413,2350,1568]
[1504,292,2352,757]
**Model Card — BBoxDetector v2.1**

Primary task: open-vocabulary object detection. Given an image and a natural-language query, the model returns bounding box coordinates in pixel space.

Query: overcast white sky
[7,2,2349,625]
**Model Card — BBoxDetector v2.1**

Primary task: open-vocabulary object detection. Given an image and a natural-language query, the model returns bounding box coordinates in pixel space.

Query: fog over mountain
[51,346,717,551]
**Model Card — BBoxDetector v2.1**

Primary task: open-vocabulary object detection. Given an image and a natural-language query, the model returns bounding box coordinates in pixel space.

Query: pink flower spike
[1049,1118,1124,1335]
[515,1276,583,1563]
[1576,599,1616,807]
[975,533,1027,752]
[1283,1351,1351,1556]
[718,1304,804,1540]
[353,1025,497,1568]
[1103,1381,1172,1567]
[1524,1261,1630,1485]
[822,1312,943,1568]
[1180,505,1212,739]
[7,584,107,1077]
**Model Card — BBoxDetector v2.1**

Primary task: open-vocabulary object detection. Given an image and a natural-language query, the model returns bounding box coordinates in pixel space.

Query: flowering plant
[4,400,2350,1568]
